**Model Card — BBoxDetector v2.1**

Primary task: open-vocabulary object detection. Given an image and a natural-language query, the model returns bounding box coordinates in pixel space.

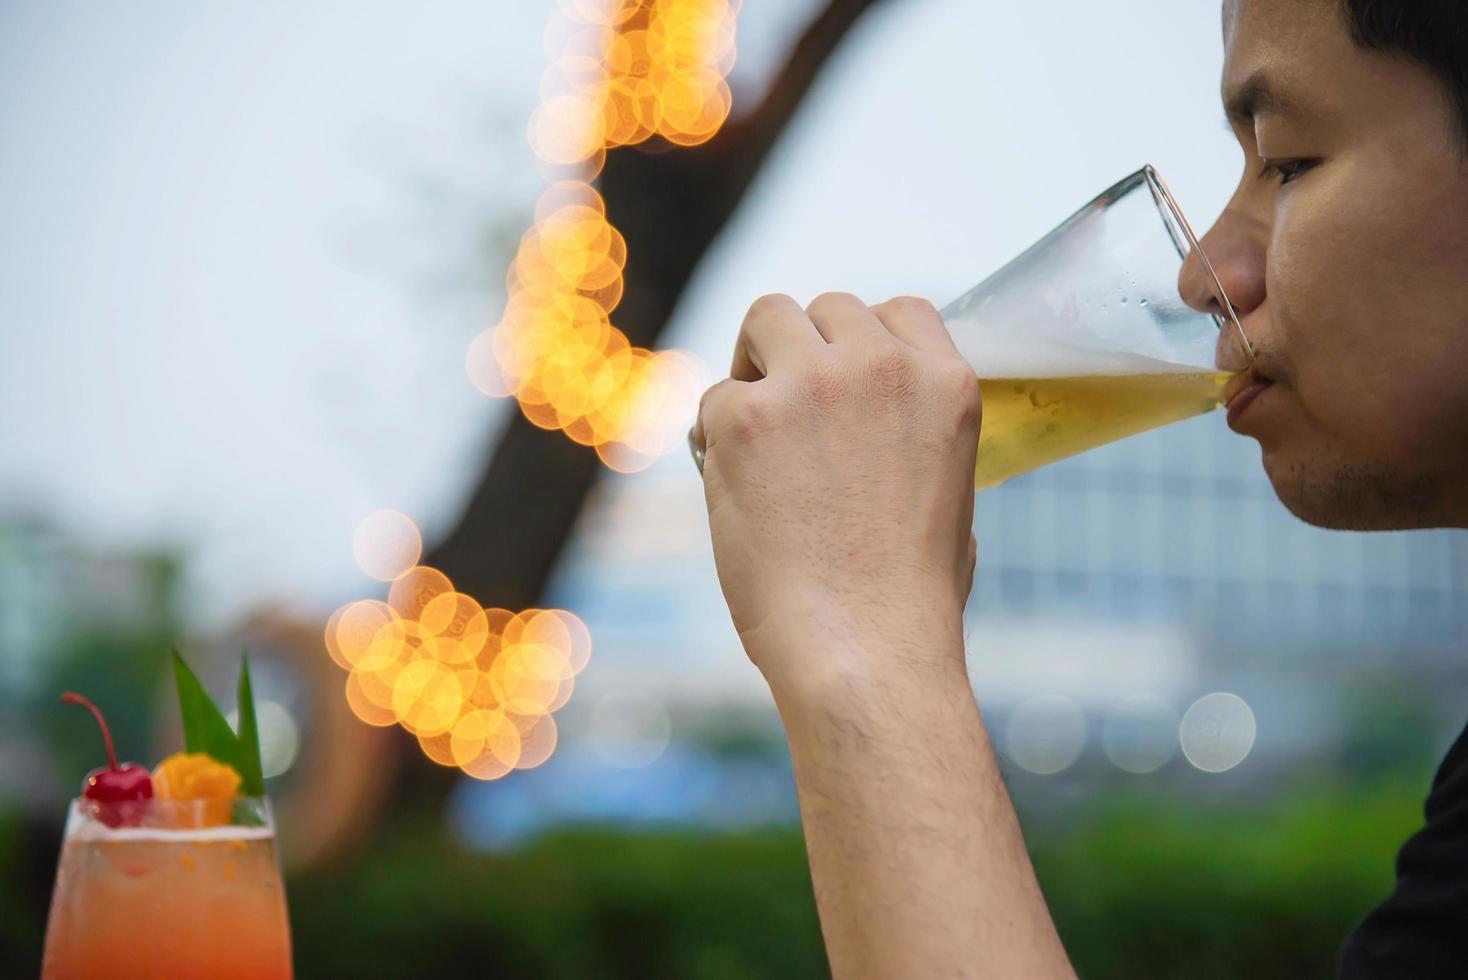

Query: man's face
[1182,0,1468,530]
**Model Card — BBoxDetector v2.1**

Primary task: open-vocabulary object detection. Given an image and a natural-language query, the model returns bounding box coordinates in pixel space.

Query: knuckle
[744,293,795,323]
[725,390,778,443]
[698,379,741,439]
[807,290,859,313]
[745,293,792,315]
[862,342,920,399]
[879,294,940,318]
[701,375,734,404]
[949,364,984,428]
[697,378,732,417]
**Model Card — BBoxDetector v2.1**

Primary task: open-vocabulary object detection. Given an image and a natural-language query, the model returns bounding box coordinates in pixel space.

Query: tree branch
[424,0,891,610]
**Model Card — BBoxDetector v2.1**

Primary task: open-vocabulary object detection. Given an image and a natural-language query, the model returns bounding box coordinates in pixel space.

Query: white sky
[0,0,1242,627]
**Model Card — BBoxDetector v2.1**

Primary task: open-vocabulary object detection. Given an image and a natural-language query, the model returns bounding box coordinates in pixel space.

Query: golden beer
[973,370,1231,490]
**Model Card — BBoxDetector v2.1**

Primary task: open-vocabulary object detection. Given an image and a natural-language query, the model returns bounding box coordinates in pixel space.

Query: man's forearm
[774,647,1075,979]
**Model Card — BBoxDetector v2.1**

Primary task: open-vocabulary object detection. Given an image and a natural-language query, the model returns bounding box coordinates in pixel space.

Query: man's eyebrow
[1223,70,1302,125]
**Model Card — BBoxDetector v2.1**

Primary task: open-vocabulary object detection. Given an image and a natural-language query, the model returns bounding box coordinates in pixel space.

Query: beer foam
[953,328,1213,380]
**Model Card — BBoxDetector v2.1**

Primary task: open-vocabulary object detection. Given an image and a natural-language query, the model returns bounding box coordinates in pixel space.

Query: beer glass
[690,165,1252,490]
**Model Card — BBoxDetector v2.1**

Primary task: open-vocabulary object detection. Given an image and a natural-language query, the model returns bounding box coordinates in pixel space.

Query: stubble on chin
[1265,451,1456,531]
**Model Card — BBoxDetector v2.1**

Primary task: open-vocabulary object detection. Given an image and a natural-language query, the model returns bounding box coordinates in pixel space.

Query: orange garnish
[151,753,241,828]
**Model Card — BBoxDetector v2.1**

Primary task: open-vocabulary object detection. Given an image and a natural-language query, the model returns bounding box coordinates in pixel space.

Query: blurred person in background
[693,1,1468,976]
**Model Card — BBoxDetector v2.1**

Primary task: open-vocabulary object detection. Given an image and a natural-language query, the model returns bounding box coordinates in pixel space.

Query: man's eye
[1260,158,1318,185]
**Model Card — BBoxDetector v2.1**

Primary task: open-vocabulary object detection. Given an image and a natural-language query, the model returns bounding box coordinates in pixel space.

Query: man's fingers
[871,295,961,355]
[731,293,824,382]
[691,377,743,452]
[805,291,887,344]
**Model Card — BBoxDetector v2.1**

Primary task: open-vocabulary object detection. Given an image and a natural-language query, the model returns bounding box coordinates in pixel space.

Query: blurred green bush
[1031,785,1420,979]
[1,778,1425,978]
[277,781,1422,980]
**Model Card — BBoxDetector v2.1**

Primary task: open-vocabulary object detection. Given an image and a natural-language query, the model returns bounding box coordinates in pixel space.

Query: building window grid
[972,419,1465,642]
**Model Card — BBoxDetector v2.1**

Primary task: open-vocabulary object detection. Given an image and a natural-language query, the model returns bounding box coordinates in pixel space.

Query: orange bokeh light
[388,566,454,622]
[512,713,560,770]
[327,561,590,776]
[391,658,465,737]
[341,0,737,773]
[345,672,399,728]
[453,708,523,780]
[467,0,731,463]
[324,604,351,671]
[416,729,460,769]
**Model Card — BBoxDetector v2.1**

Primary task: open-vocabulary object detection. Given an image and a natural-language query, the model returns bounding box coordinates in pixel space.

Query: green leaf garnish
[171,650,267,798]
[235,653,265,798]
[173,651,243,771]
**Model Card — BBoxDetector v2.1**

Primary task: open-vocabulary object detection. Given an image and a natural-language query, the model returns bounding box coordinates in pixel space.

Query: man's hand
[694,292,1075,979]
[693,292,981,701]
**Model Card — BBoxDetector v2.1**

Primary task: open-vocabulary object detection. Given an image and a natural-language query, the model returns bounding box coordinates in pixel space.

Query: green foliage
[35,627,173,786]
[283,782,1425,980]
[1029,785,1423,979]
[0,810,44,968]
[288,824,828,980]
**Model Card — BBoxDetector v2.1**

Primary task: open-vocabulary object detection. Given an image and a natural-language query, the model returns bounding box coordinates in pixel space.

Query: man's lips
[1224,368,1274,428]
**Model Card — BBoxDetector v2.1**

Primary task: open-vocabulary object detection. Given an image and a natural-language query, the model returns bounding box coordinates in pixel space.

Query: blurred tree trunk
[399,0,889,798]
[427,0,889,605]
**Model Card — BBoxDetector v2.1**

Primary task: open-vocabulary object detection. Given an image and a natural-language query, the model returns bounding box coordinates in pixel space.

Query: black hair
[1342,0,1468,143]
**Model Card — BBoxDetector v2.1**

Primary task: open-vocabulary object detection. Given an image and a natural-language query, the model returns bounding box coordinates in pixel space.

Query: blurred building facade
[552,410,1467,698]
[541,406,1468,802]
[970,412,1467,655]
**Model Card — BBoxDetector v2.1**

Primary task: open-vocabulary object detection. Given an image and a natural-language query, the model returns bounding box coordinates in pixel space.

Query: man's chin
[1262,449,1454,532]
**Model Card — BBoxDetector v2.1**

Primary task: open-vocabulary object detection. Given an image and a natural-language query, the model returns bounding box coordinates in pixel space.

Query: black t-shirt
[1338,718,1468,977]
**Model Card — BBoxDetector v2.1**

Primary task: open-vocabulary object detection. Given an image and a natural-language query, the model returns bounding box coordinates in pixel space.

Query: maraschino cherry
[61,692,153,827]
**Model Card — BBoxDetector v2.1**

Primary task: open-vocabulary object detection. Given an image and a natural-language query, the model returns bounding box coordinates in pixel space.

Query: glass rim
[65,794,274,805]
[1141,163,1255,362]
[65,795,277,835]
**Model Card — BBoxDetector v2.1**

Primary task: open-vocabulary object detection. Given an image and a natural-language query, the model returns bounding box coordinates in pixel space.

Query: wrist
[772,653,984,780]
[757,618,974,732]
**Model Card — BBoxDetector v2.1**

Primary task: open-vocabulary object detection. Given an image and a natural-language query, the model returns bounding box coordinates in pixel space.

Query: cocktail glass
[41,797,292,980]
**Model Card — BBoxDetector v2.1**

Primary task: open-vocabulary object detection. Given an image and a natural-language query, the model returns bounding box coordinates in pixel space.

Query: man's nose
[1178,207,1267,369]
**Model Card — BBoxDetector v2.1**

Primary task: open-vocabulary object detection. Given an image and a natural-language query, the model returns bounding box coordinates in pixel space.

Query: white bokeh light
[351,509,422,583]
[228,699,301,780]
[1179,692,1256,773]
[1102,694,1179,774]
[588,691,671,769]
[1004,695,1086,775]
